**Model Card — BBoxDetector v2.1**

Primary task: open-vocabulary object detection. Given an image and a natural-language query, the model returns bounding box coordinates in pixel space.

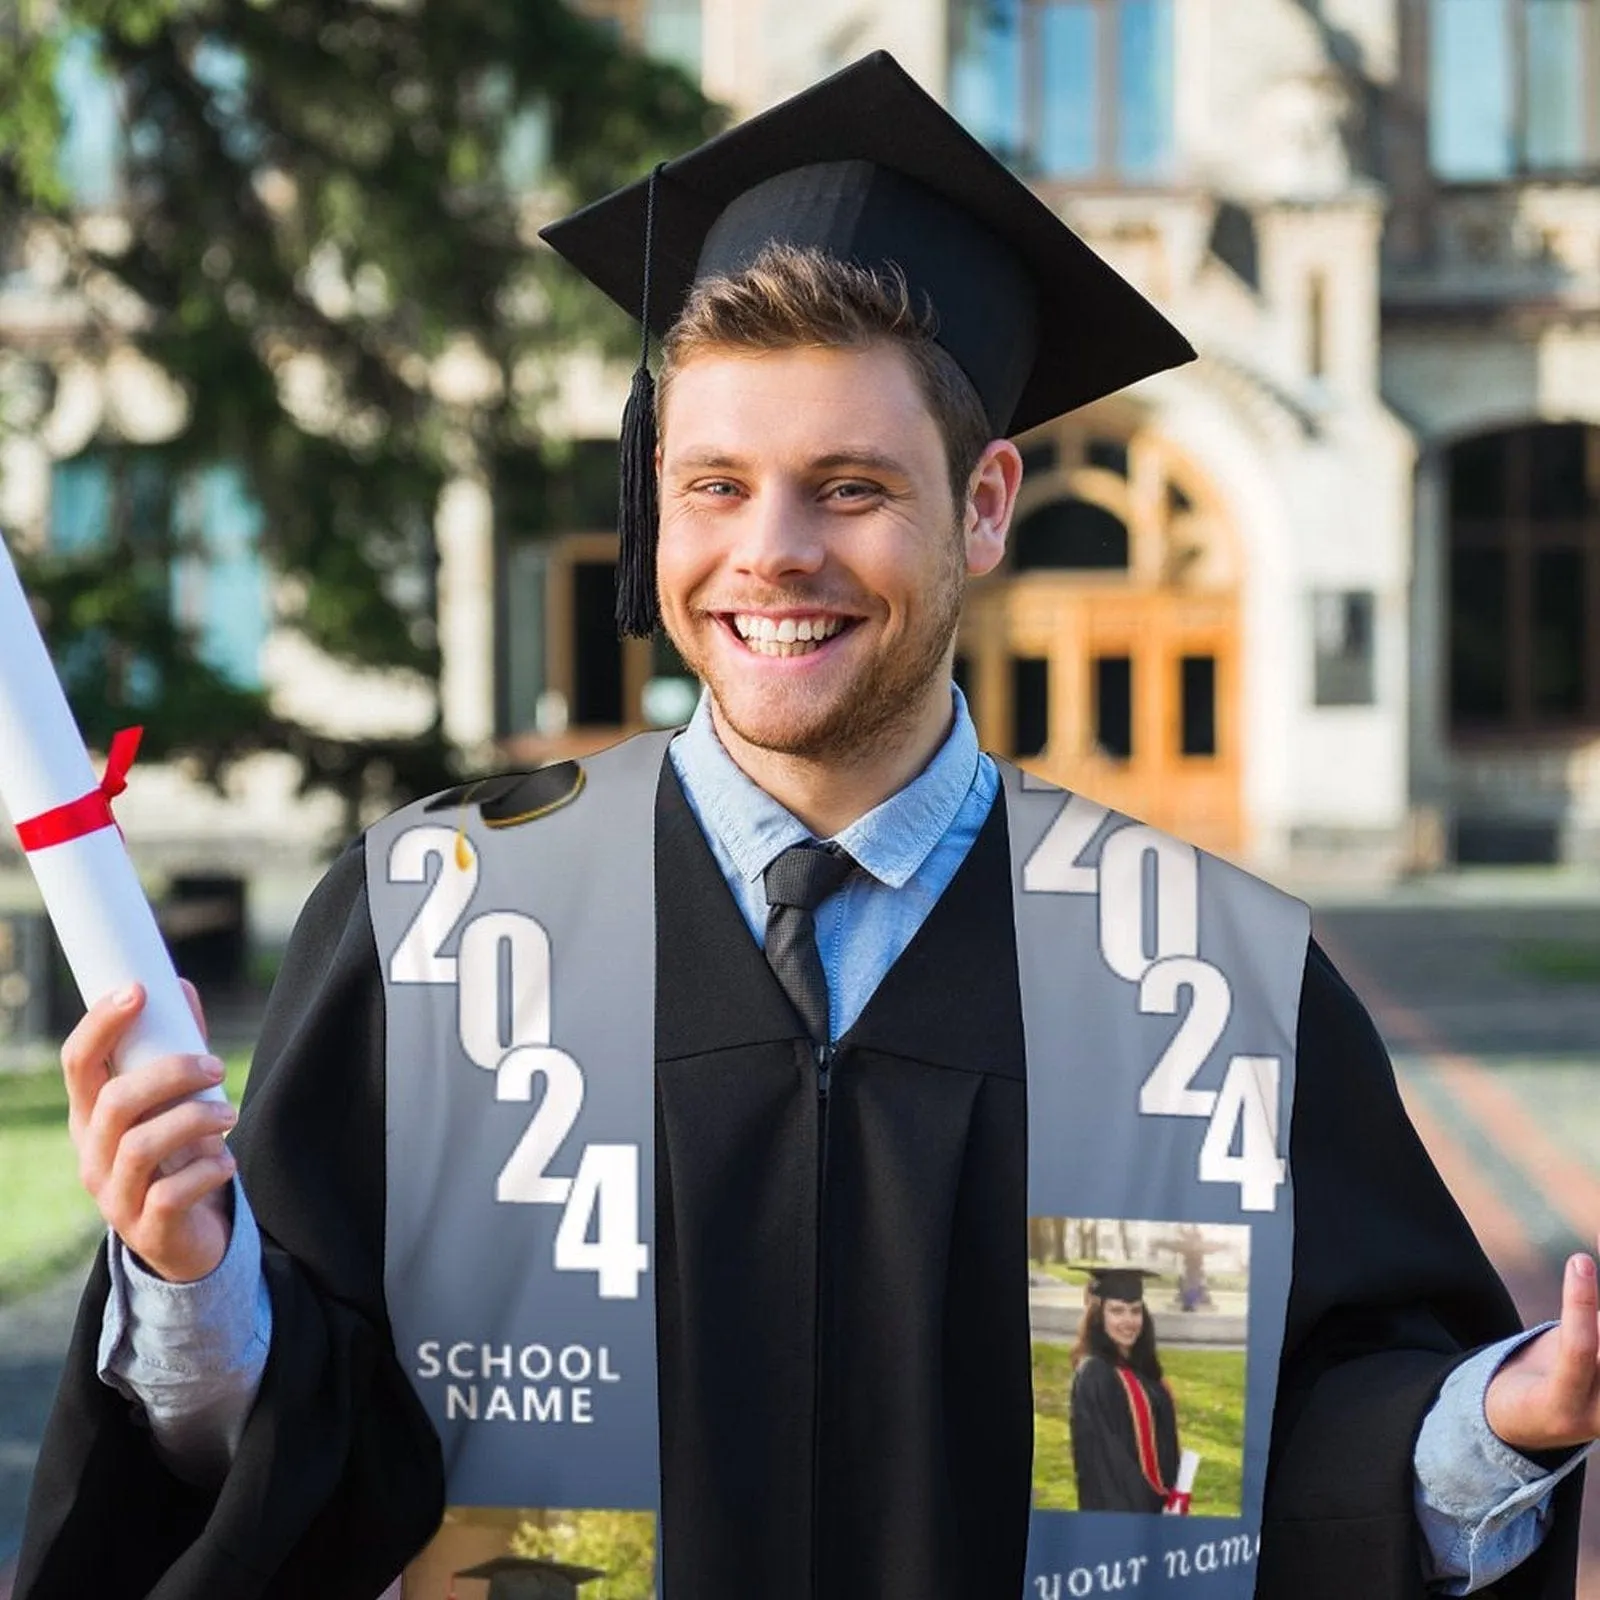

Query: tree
[0,0,716,825]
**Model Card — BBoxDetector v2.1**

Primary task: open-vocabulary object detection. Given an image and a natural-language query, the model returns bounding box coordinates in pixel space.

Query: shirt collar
[670,685,982,891]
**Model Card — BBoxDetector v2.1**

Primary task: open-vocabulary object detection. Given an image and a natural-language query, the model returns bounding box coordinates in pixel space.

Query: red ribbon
[1164,1489,1192,1516]
[15,726,143,853]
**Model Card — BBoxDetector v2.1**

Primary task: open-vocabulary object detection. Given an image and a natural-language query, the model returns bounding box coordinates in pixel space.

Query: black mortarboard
[1074,1265,1162,1303]
[539,50,1195,637]
[453,1554,604,1600]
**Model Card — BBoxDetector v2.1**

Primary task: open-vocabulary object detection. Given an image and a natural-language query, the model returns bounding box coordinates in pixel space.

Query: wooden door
[960,413,1244,857]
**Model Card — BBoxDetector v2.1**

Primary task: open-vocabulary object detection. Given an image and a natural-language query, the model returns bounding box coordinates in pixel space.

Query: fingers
[1555,1251,1599,1382]
[178,978,209,1043]
[140,1156,238,1238]
[86,1092,237,1240]
[61,985,145,1138]
[77,1054,230,1205]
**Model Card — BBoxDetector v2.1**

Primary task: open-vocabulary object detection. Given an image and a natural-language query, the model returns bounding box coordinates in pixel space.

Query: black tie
[763,843,857,1043]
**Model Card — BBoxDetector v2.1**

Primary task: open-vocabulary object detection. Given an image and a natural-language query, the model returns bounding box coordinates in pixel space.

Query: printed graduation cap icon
[422,763,587,828]
[452,1554,605,1600]
[540,49,1196,637]
[1072,1264,1165,1303]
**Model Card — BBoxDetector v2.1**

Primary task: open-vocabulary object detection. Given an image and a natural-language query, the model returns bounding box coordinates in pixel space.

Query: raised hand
[1484,1245,1600,1455]
[62,981,238,1284]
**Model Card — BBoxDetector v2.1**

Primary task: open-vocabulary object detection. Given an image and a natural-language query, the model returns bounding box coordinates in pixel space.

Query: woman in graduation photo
[1069,1267,1183,1515]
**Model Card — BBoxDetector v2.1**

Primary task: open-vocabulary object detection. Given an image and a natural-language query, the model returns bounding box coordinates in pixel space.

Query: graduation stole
[1113,1368,1170,1502]
[367,737,1308,1598]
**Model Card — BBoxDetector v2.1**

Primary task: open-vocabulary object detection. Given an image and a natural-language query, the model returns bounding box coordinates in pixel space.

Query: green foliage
[510,1508,656,1599]
[1505,940,1600,985]
[1031,1341,1247,1516]
[0,1051,249,1301]
[0,0,718,813]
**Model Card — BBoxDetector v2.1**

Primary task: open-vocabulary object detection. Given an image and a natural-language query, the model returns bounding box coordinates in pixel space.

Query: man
[14,52,1599,1600]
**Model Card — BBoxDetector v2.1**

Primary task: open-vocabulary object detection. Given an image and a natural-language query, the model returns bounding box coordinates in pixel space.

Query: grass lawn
[1032,1342,1247,1515]
[0,1052,251,1302]
[1505,941,1600,985]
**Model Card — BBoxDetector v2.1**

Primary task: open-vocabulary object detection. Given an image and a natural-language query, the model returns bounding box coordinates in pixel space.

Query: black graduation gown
[1069,1356,1181,1516]
[13,768,1586,1600]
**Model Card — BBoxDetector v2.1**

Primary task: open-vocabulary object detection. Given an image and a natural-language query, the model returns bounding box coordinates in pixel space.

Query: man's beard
[669,552,965,768]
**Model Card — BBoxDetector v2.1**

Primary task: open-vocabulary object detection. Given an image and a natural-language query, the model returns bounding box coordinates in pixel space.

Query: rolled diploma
[0,535,224,1101]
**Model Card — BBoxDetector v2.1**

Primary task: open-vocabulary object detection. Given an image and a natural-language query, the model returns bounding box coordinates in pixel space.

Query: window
[645,0,701,74]
[54,32,125,208]
[1179,654,1217,754]
[50,450,268,690]
[1429,0,1600,179]
[1011,656,1051,756]
[1447,424,1600,733]
[1312,591,1377,707]
[171,465,268,689]
[1012,498,1131,570]
[1093,654,1133,758]
[950,0,1175,181]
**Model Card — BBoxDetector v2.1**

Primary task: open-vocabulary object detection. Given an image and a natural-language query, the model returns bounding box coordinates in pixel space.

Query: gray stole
[366,736,1309,1596]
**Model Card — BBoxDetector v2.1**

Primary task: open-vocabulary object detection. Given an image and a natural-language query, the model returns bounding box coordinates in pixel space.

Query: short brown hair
[658,243,993,507]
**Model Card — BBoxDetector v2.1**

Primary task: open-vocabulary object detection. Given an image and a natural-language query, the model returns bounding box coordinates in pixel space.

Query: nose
[731,484,825,583]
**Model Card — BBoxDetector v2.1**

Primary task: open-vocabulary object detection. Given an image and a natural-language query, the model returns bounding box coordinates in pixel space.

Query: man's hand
[1484,1245,1600,1455]
[63,982,238,1284]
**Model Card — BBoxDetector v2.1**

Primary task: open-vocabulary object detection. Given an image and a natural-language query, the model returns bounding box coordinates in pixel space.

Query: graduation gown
[13,766,1585,1600]
[1069,1356,1180,1516]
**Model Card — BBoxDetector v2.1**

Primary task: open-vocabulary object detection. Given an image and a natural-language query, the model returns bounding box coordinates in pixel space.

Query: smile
[726,613,853,658]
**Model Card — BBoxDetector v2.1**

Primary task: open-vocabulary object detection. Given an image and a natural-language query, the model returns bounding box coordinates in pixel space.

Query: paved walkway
[0,1263,90,1593]
[1317,903,1600,1598]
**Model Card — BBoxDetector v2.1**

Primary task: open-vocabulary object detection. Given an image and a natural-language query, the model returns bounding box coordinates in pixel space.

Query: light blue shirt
[102,685,1587,1588]
[666,688,998,1041]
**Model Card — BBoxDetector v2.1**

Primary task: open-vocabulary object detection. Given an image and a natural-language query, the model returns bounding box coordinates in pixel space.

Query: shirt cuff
[97,1174,273,1487]
[1414,1325,1594,1594]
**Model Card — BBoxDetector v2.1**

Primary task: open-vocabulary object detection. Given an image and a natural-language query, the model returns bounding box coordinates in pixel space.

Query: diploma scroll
[0,534,224,1100]
[1163,1449,1201,1515]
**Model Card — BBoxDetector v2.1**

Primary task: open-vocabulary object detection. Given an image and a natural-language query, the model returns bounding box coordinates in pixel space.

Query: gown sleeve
[1258,939,1584,1600]
[12,843,444,1600]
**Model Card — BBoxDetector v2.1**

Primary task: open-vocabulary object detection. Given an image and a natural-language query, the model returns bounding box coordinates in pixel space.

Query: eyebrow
[666,448,915,478]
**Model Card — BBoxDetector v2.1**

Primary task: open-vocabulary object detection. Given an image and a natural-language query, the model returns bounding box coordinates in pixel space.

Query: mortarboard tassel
[615,163,666,639]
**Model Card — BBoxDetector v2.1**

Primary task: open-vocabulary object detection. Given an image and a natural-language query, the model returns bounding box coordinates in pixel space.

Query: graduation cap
[1072,1264,1164,1303]
[539,50,1196,637]
[452,1554,604,1600]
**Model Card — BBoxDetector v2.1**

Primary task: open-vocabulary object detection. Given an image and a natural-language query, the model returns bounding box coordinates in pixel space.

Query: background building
[501,0,1600,877]
[5,0,1600,912]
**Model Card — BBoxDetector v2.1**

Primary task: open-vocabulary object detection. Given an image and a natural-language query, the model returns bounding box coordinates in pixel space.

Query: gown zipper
[811,1040,834,1600]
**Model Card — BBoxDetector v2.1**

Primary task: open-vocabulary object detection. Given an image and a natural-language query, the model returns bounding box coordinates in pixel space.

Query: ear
[963,439,1024,579]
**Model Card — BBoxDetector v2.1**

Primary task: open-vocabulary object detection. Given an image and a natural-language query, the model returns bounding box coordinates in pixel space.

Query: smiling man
[15,50,1598,1600]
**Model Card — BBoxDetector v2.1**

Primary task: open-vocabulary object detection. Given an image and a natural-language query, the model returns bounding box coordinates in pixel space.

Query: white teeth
[729,608,844,640]
[730,613,846,651]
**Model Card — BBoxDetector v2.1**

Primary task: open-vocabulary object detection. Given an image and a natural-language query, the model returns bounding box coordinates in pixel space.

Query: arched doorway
[960,407,1244,853]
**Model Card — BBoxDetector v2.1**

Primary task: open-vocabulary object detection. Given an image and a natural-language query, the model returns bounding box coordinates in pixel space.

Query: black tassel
[615,162,666,639]
[615,361,659,638]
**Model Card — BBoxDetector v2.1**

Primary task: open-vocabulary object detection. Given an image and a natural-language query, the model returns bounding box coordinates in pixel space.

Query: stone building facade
[4,0,1599,902]
[514,0,1598,874]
